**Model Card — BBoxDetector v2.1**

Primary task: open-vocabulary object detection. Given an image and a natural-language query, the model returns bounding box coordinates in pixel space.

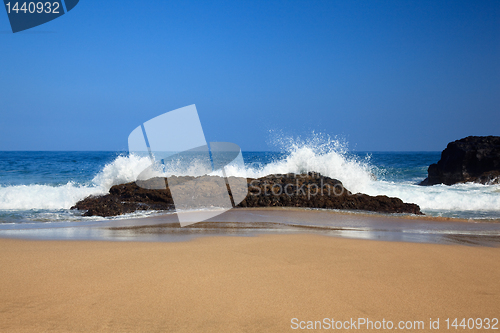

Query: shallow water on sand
[1,208,499,247]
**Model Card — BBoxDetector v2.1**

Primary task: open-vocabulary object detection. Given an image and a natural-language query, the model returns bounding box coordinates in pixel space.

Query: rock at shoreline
[420,136,500,186]
[73,179,175,217]
[72,172,422,217]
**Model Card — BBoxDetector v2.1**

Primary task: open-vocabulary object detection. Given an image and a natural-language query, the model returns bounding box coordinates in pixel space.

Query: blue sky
[1,0,498,151]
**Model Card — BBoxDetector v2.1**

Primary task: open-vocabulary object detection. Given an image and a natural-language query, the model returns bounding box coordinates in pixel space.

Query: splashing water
[235,133,374,194]
[0,153,152,210]
[0,134,499,220]
[230,133,500,218]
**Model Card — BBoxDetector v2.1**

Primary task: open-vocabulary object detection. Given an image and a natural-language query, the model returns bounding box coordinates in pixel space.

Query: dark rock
[72,172,422,217]
[73,179,175,217]
[420,136,500,186]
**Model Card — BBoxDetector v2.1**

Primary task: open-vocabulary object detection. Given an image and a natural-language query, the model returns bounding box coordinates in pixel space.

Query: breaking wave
[0,133,499,218]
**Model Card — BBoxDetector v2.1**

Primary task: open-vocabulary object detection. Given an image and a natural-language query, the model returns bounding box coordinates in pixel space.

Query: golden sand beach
[0,233,499,332]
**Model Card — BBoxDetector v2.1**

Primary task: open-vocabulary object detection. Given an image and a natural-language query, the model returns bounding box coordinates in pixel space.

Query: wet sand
[1,234,499,332]
[2,208,499,246]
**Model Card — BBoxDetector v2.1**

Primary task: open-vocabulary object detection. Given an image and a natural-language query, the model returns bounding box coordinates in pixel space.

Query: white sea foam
[0,134,499,218]
[227,133,375,194]
[229,133,500,217]
[364,181,500,214]
[91,154,152,190]
[0,154,151,210]
[0,182,102,210]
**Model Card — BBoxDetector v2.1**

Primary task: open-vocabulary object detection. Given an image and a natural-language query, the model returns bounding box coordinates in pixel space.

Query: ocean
[1,138,500,227]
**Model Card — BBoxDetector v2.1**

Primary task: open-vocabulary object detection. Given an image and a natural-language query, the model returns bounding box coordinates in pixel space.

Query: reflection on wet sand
[1,207,499,246]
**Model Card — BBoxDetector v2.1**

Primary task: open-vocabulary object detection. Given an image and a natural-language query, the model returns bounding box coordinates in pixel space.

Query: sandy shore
[1,235,499,332]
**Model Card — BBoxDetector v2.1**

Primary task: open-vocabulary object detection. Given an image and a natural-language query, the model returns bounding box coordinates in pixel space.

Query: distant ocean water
[1,138,500,225]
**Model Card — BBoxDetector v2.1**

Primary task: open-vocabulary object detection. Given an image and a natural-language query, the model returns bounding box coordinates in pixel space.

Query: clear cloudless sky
[0,0,499,151]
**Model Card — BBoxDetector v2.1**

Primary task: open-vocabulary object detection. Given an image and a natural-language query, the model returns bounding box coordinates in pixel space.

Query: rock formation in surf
[420,136,500,186]
[72,172,422,217]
